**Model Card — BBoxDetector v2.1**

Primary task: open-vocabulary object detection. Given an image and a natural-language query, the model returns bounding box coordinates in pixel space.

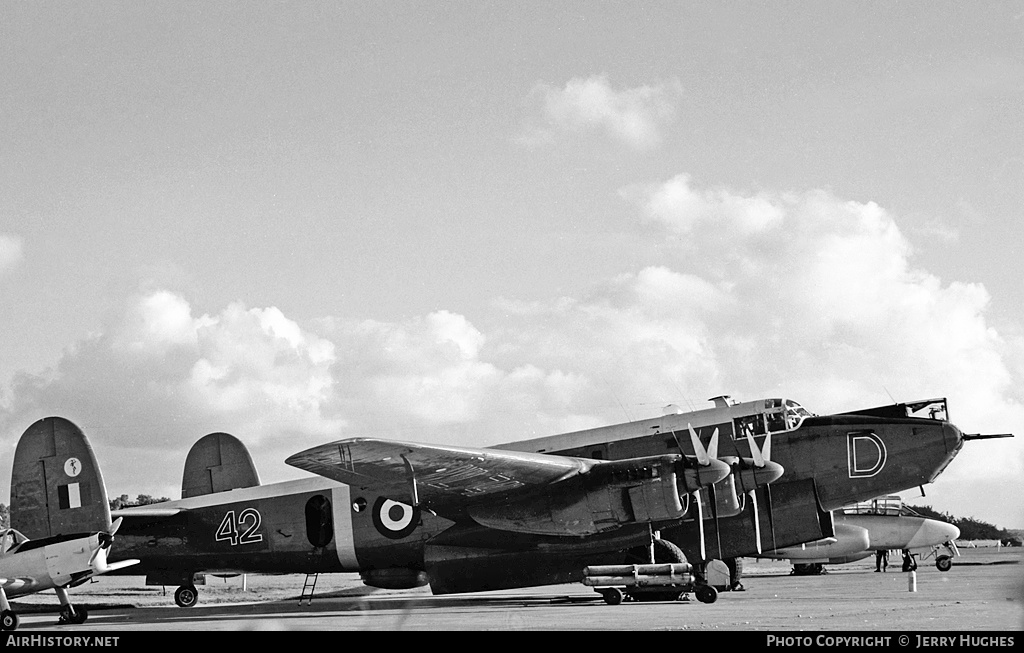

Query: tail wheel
[0,610,18,631]
[175,584,199,608]
[936,555,953,572]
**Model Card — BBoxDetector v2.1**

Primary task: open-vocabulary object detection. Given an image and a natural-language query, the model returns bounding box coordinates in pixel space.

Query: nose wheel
[58,605,88,625]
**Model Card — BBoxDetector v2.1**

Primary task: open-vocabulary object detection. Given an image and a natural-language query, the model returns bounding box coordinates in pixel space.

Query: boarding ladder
[299,573,319,606]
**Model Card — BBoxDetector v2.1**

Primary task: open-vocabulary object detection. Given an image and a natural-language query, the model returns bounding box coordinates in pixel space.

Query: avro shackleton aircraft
[1,419,139,630]
[757,495,961,575]
[11,395,995,607]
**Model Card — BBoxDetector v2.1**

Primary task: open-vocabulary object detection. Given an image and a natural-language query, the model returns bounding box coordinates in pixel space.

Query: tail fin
[181,432,261,498]
[11,416,112,539]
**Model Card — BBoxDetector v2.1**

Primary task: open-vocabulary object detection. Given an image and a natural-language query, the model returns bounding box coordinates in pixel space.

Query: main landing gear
[0,588,16,631]
[175,584,200,608]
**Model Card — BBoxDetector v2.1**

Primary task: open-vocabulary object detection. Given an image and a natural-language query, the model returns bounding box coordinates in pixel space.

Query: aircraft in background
[11,395,998,607]
[1,421,139,630]
[757,495,960,575]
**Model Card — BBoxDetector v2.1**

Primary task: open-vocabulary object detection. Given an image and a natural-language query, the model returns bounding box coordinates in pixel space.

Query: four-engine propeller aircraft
[757,495,961,575]
[1,419,139,630]
[10,395,997,607]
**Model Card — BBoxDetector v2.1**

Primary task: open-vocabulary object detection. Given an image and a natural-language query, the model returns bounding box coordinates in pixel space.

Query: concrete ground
[3,546,1020,631]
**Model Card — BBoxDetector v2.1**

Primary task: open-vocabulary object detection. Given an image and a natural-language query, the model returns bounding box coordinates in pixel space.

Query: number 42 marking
[215,508,264,546]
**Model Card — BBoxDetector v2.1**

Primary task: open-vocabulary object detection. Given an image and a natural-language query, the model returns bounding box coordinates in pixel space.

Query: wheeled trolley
[582,562,718,605]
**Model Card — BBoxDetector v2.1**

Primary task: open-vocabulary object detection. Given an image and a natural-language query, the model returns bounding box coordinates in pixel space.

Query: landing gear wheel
[58,606,87,625]
[695,584,718,604]
[175,584,199,608]
[0,610,18,631]
[600,587,624,605]
[935,555,953,572]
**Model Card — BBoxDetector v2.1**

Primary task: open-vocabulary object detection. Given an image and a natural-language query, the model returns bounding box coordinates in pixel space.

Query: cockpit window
[0,529,27,554]
[734,399,812,440]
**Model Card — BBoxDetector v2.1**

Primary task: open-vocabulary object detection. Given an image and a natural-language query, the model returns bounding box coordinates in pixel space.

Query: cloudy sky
[2,3,1022,529]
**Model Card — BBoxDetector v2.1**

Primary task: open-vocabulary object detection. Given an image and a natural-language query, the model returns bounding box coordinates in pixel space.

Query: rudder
[11,416,112,539]
[181,432,261,498]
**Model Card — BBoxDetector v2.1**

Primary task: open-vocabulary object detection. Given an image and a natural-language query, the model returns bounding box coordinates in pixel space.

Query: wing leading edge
[285,438,594,510]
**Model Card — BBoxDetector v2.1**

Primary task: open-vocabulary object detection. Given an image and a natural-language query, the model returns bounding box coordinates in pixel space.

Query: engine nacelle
[469,456,690,536]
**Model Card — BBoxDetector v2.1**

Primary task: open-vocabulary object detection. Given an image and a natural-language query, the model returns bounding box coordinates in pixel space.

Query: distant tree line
[109,494,171,510]
[0,497,169,530]
[906,504,1014,541]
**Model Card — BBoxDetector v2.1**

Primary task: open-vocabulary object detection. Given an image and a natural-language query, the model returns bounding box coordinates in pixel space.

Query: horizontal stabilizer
[111,507,183,519]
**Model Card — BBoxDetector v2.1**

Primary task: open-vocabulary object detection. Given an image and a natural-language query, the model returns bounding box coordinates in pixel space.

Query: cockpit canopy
[733,398,813,440]
[0,528,29,554]
[841,495,904,516]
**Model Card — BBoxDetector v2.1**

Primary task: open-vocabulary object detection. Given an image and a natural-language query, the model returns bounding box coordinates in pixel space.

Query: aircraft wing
[286,438,594,511]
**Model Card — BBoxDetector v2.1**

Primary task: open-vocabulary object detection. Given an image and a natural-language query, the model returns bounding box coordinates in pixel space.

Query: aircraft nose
[908,519,961,549]
[943,422,964,453]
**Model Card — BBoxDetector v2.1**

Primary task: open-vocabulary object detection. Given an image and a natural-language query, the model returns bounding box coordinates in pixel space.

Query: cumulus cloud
[0,234,24,275]
[0,176,1020,526]
[522,75,683,149]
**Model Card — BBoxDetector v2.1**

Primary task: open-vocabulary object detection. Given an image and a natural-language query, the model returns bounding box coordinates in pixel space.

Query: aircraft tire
[175,584,199,608]
[0,610,18,631]
[935,555,953,572]
[695,584,718,604]
[70,608,88,625]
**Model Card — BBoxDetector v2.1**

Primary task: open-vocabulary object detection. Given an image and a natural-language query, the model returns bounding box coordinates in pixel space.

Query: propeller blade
[749,490,762,555]
[708,483,722,559]
[107,517,123,537]
[762,431,771,462]
[765,483,777,553]
[688,424,710,465]
[89,542,108,574]
[693,491,706,561]
[745,431,765,467]
[707,428,720,461]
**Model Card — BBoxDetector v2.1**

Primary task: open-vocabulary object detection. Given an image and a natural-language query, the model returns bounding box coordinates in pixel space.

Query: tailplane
[11,416,112,539]
[181,432,261,498]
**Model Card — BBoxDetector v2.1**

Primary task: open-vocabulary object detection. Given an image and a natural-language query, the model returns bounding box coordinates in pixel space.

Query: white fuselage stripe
[330,485,359,570]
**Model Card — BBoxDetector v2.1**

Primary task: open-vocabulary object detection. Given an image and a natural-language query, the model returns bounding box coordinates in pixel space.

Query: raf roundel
[371,497,420,539]
[63,457,82,478]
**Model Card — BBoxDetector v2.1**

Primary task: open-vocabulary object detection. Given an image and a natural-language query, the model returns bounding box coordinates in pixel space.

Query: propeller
[89,517,124,572]
[738,431,781,554]
[674,424,728,561]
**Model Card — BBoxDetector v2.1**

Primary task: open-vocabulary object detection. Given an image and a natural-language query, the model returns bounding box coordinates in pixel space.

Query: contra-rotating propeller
[672,424,726,561]
[737,429,784,554]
